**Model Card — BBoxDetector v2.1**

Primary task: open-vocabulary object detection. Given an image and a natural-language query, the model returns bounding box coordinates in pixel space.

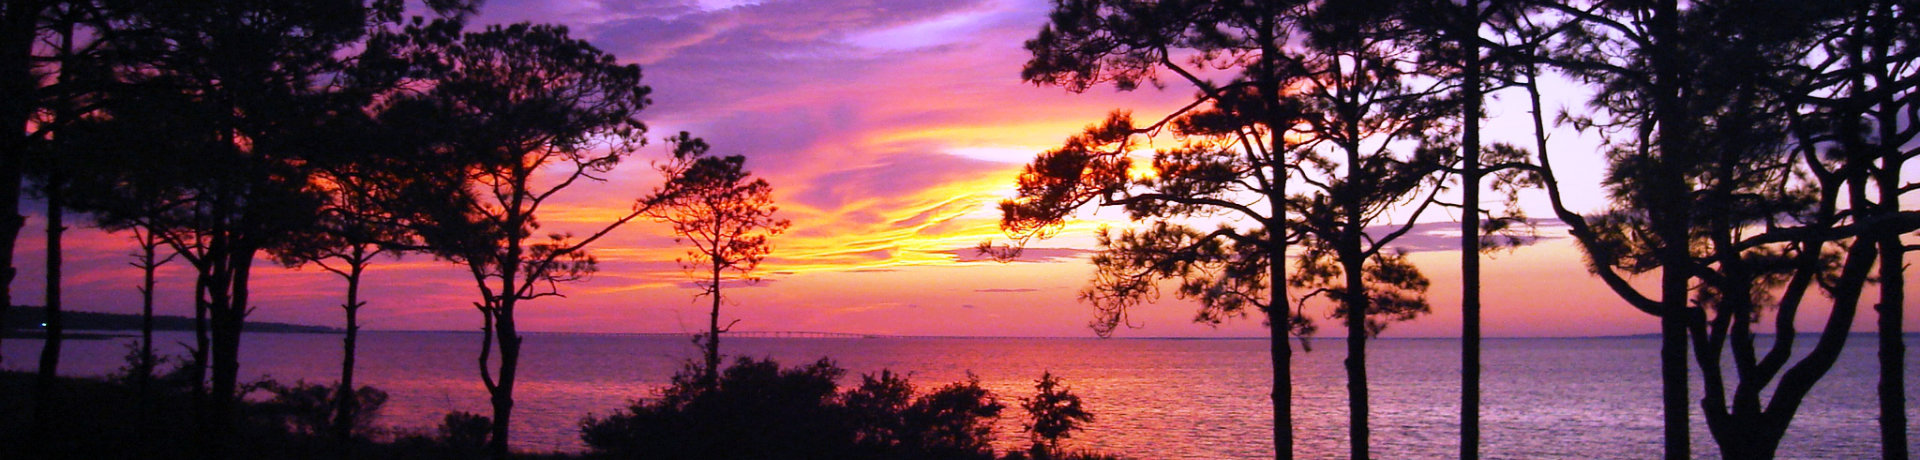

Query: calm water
[5,331,1918,458]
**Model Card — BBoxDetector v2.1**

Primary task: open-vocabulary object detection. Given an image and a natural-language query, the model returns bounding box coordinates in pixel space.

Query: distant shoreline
[6,308,1909,342]
[3,306,341,339]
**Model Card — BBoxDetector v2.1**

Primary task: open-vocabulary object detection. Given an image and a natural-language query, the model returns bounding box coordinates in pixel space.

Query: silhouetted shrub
[840,370,1006,459]
[2,370,594,459]
[1000,448,1130,460]
[1021,371,1092,456]
[900,376,1003,459]
[108,341,163,384]
[439,410,492,456]
[104,341,202,393]
[255,380,389,437]
[844,369,914,453]
[581,357,1004,460]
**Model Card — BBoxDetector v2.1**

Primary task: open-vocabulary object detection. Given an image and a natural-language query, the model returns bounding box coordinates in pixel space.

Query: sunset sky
[10,0,1917,339]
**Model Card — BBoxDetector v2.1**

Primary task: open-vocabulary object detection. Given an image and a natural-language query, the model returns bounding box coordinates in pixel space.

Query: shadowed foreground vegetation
[0,360,573,460]
[579,357,1120,460]
[0,353,1123,460]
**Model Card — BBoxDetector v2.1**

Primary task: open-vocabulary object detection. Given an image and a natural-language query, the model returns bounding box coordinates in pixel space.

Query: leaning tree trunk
[485,300,521,460]
[479,246,525,460]
[333,258,366,453]
[33,164,64,435]
[482,207,530,460]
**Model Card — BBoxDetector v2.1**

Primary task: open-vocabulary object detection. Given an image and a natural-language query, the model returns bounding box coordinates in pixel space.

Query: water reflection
[6,332,1912,458]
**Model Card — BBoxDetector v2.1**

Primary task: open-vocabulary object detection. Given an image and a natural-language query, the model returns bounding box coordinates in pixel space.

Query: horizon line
[346,329,1909,341]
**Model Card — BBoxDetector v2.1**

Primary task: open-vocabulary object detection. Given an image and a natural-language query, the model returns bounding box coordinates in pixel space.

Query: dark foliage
[0,368,588,460]
[52,3,468,451]
[1021,371,1092,456]
[1005,2,1463,457]
[255,380,390,438]
[645,134,790,386]
[1526,1,1913,458]
[431,411,494,458]
[581,357,1006,460]
[1003,3,1319,456]
[372,19,702,457]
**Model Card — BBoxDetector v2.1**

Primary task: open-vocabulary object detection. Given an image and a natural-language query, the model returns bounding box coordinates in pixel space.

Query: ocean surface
[5,331,1917,458]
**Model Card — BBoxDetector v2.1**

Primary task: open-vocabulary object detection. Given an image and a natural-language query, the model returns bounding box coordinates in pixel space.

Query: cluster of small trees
[999,1,1915,459]
[0,1,781,458]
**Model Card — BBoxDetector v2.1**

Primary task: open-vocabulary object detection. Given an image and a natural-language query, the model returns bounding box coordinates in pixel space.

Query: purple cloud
[1372,219,1563,254]
[947,247,1092,263]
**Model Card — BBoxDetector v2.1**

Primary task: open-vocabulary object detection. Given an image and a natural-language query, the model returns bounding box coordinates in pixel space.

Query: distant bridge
[728,330,887,339]
[633,330,965,339]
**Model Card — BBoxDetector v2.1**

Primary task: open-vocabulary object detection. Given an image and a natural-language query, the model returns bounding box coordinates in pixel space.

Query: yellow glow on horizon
[1126,149,1158,182]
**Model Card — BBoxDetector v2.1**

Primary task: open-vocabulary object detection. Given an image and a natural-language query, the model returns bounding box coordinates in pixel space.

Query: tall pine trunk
[706,259,722,386]
[139,234,158,392]
[0,0,45,369]
[1266,158,1292,460]
[1266,189,1291,460]
[1655,213,1692,460]
[191,267,209,404]
[1256,18,1292,459]
[1649,2,1693,457]
[1342,137,1371,458]
[1343,250,1370,460]
[135,228,163,453]
[1870,1,1907,452]
[1876,163,1908,460]
[33,16,74,435]
[1874,80,1908,460]
[1457,3,1483,457]
[1267,307,1291,460]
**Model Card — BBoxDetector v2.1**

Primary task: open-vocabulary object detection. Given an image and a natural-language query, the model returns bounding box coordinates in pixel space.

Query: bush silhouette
[1022,371,1092,456]
[581,357,1004,460]
[256,380,389,438]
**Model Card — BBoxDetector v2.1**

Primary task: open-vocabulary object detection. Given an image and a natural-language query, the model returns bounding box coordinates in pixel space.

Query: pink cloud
[22,0,1917,340]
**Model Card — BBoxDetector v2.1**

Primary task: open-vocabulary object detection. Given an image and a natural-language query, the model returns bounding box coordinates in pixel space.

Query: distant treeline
[4,306,337,335]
